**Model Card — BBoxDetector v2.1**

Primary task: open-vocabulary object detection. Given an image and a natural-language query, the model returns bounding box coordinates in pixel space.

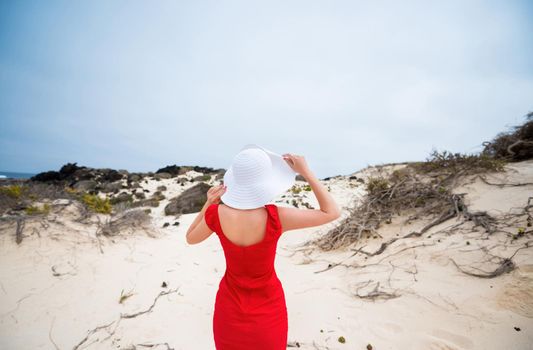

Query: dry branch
[450,257,515,278]
[97,209,154,238]
[15,217,25,244]
[312,155,505,252]
[73,288,179,350]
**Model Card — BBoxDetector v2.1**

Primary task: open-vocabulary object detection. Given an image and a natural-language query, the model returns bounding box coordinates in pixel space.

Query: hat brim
[220,144,297,209]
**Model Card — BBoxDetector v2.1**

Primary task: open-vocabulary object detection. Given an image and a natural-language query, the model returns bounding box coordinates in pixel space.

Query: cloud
[0,0,532,178]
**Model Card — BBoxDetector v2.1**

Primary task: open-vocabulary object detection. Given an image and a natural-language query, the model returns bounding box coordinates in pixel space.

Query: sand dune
[1,160,532,349]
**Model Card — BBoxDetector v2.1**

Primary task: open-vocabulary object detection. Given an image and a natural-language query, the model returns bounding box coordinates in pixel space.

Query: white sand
[1,161,532,349]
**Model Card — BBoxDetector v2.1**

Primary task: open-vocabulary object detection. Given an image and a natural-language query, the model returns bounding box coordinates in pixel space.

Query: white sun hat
[220,144,297,209]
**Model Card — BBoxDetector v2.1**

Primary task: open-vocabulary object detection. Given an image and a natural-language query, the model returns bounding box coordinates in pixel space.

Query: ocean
[0,171,38,179]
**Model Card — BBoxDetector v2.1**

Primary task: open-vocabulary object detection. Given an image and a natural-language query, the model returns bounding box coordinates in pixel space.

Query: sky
[1,0,532,179]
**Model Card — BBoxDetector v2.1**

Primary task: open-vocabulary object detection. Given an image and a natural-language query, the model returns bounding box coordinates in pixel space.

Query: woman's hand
[206,184,227,205]
[282,153,311,177]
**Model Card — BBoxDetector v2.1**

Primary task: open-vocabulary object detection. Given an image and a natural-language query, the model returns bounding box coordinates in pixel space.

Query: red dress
[204,203,288,350]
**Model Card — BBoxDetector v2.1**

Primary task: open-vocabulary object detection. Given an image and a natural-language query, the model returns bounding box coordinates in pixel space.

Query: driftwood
[298,154,533,308]
[73,288,180,350]
[311,154,505,252]
[96,208,153,238]
[15,217,25,244]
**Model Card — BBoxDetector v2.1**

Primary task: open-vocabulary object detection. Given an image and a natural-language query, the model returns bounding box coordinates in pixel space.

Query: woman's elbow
[329,209,342,221]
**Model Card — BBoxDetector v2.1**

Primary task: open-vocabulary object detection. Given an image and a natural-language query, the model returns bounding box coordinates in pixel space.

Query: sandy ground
[1,161,532,349]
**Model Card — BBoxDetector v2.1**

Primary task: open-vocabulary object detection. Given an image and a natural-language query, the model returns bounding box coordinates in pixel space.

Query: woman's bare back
[218,204,270,247]
[218,203,340,245]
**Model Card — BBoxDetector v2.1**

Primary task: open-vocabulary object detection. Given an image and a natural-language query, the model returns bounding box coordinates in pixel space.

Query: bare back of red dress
[204,203,288,350]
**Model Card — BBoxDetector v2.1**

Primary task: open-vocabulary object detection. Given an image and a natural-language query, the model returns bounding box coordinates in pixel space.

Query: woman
[186,144,341,349]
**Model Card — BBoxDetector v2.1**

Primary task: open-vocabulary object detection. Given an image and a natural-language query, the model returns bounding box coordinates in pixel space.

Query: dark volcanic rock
[154,172,172,180]
[129,182,142,189]
[31,171,62,182]
[156,164,226,177]
[156,165,183,176]
[110,192,133,204]
[296,174,306,182]
[176,177,189,185]
[73,168,98,181]
[31,162,88,182]
[73,180,98,192]
[128,174,142,182]
[100,181,123,193]
[59,163,83,177]
[192,174,211,182]
[164,182,211,215]
[322,175,342,181]
[99,169,124,182]
[131,197,160,208]
[152,191,166,201]
[134,191,146,199]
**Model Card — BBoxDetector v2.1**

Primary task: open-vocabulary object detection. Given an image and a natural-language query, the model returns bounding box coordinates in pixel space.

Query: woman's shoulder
[265,203,282,232]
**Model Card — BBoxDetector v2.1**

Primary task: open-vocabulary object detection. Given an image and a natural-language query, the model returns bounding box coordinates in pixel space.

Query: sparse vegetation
[81,193,112,214]
[97,208,153,237]
[289,184,312,195]
[290,185,302,194]
[0,184,26,198]
[482,111,533,161]
[366,176,390,195]
[119,289,134,304]
[24,203,50,215]
[65,186,78,194]
[412,149,506,174]
[312,146,509,251]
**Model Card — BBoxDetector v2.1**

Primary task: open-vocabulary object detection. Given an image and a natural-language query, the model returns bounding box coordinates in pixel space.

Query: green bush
[25,203,50,215]
[366,177,389,195]
[412,149,506,174]
[0,185,25,198]
[290,185,302,194]
[390,168,410,182]
[81,193,112,214]
[481,112,533,161]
